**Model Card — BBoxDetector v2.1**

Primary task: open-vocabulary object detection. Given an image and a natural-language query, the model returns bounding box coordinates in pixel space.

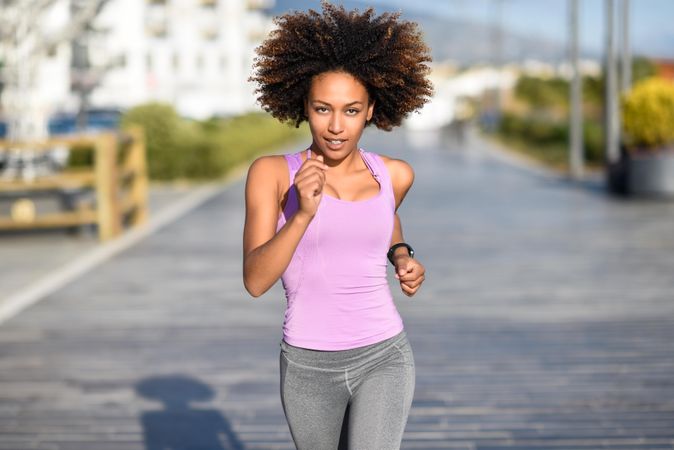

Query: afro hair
[249,1,433,131]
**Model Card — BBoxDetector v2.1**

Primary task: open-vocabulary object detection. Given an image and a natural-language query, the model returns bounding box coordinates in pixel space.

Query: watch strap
[387,242,414,264]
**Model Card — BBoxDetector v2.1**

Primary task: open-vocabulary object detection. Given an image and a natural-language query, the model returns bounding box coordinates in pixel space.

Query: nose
[328,113,344,135]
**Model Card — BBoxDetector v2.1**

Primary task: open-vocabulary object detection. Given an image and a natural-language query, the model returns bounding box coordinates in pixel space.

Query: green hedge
[497,57,658,168]
[498,112,603,164]
[515,76,569,110]
[120,103,307,180]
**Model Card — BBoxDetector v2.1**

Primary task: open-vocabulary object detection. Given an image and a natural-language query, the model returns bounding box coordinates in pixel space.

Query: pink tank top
[276,148,404,351]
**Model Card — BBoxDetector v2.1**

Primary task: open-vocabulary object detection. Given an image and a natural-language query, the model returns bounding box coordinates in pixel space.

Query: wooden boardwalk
[1,128,674,449]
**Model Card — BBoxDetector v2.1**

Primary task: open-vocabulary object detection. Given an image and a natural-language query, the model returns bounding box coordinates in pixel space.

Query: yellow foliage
[622,77,674,150]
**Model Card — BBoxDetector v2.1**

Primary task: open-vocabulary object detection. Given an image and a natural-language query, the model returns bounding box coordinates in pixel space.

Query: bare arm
[390,213,405,253]
[386,157,414,253]
[242,154,328,297]
[382,156,426,296]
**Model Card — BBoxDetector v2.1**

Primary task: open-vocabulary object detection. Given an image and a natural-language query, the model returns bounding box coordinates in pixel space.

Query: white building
[0,1,75,139]
[90,0,275,119]
[405,65,518,131]
[1,0,276,126]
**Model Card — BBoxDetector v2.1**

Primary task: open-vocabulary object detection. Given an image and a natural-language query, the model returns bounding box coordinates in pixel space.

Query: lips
[324,137,347,150]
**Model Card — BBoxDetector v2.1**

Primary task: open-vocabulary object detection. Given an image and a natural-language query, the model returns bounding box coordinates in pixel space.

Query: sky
[350,0,674,59]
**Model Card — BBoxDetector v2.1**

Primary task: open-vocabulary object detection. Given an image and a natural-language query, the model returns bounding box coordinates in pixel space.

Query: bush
[491,58,660,168]
[515,76,569,110]
[121,103,306,180]
[497,112,604,165]
[498,112,567,145]
[622,77,674,149]
[583,119,603,163]
[632,56,658,83]
[120,103,189,180]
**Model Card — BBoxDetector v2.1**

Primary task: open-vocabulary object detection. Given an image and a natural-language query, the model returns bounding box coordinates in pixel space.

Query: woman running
[244,2,432,448]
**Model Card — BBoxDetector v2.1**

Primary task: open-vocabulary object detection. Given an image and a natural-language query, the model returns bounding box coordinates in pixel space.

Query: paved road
[1,128,674,449]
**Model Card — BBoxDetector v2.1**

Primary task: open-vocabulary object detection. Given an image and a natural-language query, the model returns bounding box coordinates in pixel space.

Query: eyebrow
[311,100,364,107]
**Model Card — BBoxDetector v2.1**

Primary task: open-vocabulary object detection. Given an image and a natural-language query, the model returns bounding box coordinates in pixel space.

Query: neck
[308,144,362,176]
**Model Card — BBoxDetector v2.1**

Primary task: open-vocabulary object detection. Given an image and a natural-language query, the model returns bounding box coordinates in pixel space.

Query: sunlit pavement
[1,127,673,449]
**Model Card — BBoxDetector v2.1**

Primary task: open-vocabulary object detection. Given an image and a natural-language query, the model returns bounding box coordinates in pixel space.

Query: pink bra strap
[359,149,379,180]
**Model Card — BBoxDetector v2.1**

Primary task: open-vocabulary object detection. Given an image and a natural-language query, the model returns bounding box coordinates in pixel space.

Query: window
[116,53,127,69]
[202,29,219,41]
[145,22,168,38]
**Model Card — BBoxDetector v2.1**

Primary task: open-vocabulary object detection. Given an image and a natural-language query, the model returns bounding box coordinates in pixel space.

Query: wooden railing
[0,127,148,241]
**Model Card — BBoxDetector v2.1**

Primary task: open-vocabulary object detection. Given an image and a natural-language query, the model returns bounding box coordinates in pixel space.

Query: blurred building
[653,59,674,82]
[0,1,75,139]
[406,64,518,131]
[0,0,275,129]
[91,0,275,119]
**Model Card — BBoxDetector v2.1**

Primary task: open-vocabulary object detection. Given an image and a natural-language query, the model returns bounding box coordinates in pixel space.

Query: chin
[325,145,356,156]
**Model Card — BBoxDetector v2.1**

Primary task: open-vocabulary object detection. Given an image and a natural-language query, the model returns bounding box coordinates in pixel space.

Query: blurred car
[48,108,123,135]
[0,108,122,139]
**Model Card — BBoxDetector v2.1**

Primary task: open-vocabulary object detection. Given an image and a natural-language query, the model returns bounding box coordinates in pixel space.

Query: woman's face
[305,71,374,161]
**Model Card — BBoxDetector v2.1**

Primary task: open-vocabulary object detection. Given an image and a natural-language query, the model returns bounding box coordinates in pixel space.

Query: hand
[294,152,329,219]
[394,256,425,297]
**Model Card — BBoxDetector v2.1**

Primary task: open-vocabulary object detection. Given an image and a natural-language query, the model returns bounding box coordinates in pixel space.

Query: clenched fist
[393,255,426,297]
[294,151,329,219]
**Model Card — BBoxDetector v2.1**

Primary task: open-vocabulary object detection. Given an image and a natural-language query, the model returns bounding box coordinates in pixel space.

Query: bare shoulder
[247,154,287,178]
[247,154,288,183]
[378,154,415,191]
[245,154,289,201]
[377,153,415,209]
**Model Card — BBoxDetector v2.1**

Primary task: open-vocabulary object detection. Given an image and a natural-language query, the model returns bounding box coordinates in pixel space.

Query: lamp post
[604,0,620,166]
[620,0,631,94]
[569,0,584,179]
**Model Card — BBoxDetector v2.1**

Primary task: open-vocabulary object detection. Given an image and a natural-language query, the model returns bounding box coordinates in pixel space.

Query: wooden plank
[0,134,111,151]
[117,167,136,184]
[119,195,137,216]
[94,134,122,241]
[0,171,95,192]
[0,130,147,241]
[126,127,149,227]
[0,209,96,229]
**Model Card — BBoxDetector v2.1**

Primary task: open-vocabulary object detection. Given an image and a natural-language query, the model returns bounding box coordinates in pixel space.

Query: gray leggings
[279,331,415,450]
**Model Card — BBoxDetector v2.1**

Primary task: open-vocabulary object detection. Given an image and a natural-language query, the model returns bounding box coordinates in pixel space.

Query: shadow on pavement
[136,375,244,450]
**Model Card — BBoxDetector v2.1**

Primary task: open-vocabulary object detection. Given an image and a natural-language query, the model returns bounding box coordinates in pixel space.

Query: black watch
[387,243,414,265]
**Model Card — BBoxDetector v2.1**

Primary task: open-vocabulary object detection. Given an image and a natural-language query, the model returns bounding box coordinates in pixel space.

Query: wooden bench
[0,128,148,241]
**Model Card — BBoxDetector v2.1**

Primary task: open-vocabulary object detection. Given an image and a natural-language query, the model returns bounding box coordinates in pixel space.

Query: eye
[315,106,329,113]
[346,108,360,115]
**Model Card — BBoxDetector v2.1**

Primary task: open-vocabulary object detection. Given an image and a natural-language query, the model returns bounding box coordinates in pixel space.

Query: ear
[366,100,375,121]
[303,98,310,119]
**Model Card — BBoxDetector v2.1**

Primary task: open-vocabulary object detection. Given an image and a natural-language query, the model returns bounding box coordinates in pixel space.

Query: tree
[0,0,110,141]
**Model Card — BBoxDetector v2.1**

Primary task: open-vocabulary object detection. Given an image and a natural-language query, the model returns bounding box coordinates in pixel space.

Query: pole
[604,0,620,165]
[569,0,584,179]
[495,0,503,121]
[620,0,631,93]
[487,0,503,131]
